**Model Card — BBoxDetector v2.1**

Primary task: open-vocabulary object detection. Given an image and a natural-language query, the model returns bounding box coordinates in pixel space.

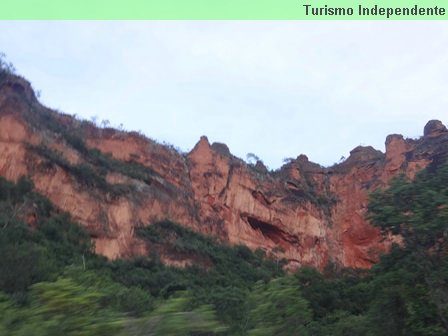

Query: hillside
[1,65,448,335]
[1,72,448,270]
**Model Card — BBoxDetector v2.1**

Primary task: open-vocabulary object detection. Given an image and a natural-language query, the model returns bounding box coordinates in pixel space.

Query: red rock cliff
[1,74,447,269]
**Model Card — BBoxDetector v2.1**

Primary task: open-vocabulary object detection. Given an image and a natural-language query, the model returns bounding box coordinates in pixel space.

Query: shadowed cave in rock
[245,215,299,247]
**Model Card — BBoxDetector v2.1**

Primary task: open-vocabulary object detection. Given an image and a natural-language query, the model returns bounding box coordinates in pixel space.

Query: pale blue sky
[0,21,447,168]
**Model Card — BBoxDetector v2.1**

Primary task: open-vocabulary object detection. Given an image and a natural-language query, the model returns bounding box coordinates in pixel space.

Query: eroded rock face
[1,75,447,269]
[424,120,447,137]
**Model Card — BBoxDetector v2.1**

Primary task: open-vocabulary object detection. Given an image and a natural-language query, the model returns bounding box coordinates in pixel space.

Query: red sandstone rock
[1,74,447,269]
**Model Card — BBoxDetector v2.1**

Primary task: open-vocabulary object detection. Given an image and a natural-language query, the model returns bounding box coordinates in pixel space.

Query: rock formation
[1,74,447,269]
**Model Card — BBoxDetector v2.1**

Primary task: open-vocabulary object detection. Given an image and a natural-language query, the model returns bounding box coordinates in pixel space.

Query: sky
[0,21,447,168]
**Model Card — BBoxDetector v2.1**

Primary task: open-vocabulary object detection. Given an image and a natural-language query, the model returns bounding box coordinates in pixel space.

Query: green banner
[1,0,447,20]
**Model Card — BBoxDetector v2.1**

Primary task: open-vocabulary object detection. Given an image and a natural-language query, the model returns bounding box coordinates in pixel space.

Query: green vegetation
[25,109,174,195]
[0,52,16,83]
[1,160,448,335]
[248,276,311,335]
[124,221,285,334]
[30,144,135,196]
[32,121,158,185]
[0,176,279,335]
[27,129,159,193]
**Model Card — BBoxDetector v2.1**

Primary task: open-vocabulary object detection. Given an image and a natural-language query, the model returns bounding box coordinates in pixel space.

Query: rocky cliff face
[1,74,447,269]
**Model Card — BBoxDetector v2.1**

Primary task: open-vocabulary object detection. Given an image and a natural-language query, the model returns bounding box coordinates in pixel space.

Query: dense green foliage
[367,163,448,334]
[1,161,447,335]
[0,176,279,335]
[247,276,311,335]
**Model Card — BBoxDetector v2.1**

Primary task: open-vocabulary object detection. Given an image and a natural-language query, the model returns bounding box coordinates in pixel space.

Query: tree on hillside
[0,52,16,75]
[247,277,311,336]
[368,162,448,332]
